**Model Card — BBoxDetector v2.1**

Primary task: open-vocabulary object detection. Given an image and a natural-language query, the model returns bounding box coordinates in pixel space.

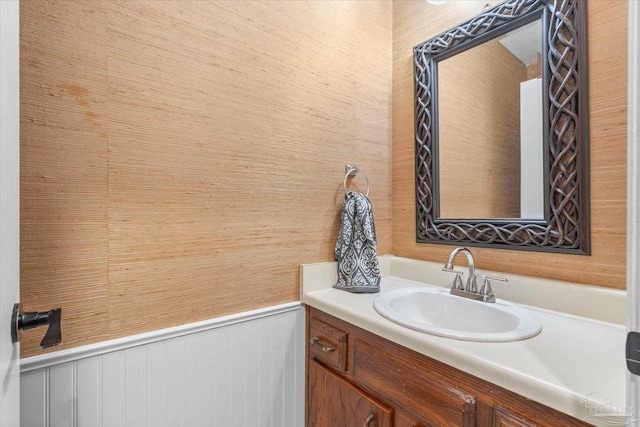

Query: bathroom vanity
[307,307,588,426]
[301,257,627,427]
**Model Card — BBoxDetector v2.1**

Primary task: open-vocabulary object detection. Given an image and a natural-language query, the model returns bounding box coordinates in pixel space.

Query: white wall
[21,304,305,427]
[0,1,21,425]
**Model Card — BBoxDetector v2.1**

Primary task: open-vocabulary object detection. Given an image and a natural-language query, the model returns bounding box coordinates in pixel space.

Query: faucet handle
[442,267,465,290]
[480,275,508,300]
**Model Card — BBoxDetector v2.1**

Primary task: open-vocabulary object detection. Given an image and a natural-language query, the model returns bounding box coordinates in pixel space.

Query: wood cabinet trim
[494,406,539,427]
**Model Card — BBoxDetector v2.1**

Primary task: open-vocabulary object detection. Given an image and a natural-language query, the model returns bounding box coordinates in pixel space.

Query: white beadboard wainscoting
[20,303,305,427]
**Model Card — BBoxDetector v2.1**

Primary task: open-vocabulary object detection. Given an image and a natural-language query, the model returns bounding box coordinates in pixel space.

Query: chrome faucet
[442,247,507,303]
[442,247,477,293]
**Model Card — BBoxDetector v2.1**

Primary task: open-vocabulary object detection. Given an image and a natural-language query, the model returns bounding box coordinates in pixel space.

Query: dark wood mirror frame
[414,0,589,254]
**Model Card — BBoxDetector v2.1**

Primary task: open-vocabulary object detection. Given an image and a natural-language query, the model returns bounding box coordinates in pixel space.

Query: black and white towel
[333,191,381,293]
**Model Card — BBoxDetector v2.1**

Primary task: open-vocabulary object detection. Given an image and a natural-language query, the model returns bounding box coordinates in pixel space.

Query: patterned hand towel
[333,191,381,293]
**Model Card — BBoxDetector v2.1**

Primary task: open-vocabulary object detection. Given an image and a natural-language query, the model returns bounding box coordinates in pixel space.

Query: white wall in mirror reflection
[520,78,544,219]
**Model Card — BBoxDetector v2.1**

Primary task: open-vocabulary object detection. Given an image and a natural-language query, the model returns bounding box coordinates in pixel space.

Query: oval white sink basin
[373,287,541,342]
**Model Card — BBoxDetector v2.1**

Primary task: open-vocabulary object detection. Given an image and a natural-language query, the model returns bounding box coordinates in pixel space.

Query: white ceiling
[498,20,542,66]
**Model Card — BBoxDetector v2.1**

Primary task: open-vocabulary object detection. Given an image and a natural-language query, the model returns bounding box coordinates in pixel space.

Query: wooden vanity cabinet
[306,307,590,427]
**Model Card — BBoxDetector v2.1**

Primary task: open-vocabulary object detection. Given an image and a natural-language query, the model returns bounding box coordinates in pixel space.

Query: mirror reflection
[437,20,544,220]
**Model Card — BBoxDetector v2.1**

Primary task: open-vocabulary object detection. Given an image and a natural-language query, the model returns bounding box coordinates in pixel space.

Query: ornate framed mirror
[414,0,589,254]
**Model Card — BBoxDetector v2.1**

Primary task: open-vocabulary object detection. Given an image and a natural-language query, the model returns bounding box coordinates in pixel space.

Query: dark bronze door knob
[11,303,62,349]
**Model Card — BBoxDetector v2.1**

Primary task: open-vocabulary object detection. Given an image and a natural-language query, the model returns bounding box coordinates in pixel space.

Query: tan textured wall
[392,0,627,289]
[19,0,628,357]
[20,0,392,357]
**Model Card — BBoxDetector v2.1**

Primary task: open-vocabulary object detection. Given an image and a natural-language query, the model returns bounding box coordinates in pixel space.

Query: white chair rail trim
[21,301,302,373]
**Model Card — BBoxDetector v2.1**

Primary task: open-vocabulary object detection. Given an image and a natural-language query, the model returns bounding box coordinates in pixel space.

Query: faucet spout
[442,247,506,303]
[444,247,476,292]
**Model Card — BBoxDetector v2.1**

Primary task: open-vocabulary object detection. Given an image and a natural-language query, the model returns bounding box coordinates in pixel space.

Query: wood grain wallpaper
[392,1,628,289]
[20,1,392,357]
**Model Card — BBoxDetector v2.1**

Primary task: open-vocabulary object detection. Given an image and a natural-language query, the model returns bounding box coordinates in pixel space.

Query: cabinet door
[308,360,392,427]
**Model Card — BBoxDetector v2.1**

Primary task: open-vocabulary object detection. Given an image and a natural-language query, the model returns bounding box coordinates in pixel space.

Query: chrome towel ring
[343,163,370,197]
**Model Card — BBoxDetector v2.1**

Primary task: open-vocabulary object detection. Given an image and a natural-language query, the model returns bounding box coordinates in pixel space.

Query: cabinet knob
[363,413,375,427]
[310,336,335,352]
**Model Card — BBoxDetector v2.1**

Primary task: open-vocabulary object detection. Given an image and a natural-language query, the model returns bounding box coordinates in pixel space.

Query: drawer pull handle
[363,413,375,427]
[310,336,335,352]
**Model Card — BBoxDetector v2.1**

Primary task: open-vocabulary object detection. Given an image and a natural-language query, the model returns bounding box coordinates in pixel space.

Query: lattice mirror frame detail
[414,0,590,254]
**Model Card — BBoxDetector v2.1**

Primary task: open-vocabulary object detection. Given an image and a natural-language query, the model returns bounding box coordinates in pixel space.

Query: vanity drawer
[353,339,477,427]
[308,317,348,371]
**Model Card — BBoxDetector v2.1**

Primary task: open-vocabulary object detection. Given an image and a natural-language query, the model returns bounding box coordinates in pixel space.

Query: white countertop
[301,258,628,426]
